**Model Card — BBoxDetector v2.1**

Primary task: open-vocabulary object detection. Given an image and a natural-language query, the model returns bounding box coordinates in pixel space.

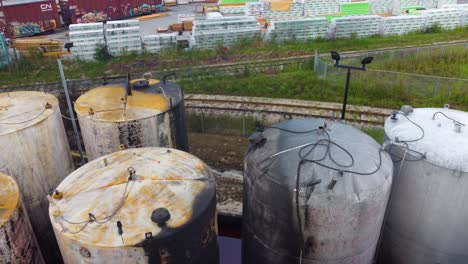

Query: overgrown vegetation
[369,45,468,78]
[0,26,467,86]
[180,61,468,111]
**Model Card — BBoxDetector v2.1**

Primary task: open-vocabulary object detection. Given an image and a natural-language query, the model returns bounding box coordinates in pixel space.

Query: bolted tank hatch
[49,147,216,248]
[74,83,169,122]
[0,172,20,226]
[0,91,57,135]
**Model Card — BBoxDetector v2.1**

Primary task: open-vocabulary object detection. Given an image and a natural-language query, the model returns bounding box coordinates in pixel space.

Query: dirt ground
[188,132,248,171]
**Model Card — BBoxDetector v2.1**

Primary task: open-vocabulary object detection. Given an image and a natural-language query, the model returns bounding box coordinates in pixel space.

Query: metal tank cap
[151,208,171,227]
[400,105,414,115]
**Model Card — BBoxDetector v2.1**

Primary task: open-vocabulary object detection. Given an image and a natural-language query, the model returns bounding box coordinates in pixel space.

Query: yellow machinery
[11,37,71,57]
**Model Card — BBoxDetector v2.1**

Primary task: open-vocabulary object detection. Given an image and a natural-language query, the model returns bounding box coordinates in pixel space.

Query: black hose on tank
[126,73,132,96]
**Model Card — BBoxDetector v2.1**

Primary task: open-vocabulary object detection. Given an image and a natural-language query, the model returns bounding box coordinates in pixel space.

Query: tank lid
[74,85,169,122]
[49,148,214,247]
[0,91,57,136]
[384,108,468,172]
[130,78,160,86]
[0,172,20,227]
[246,119,392,194]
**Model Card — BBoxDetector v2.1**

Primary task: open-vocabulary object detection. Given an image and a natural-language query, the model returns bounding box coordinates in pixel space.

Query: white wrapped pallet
[330,15,382,39]
[69,23,105,60]
[220,5,245,14]
[381,15,426,35]
[245,2,264,16]
[105,21,142,56]
[369,0,399,14]
[106,19,140,29]
[437,0,457,7]
[422,8,462,30]
[69,22,104,32]
[142,33,178,52]
[266,17,329,41]
[192,28,261,49]
[178,14,195,22]
[303,0,349,16]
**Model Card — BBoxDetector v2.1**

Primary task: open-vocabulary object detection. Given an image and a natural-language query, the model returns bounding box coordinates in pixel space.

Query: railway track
[184,94,392,126]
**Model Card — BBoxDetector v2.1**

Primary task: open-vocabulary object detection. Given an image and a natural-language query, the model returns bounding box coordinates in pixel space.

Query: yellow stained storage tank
[74,78,188,161]
[0,91,74,263]
[49,147,218,263]
[0,172,44,263]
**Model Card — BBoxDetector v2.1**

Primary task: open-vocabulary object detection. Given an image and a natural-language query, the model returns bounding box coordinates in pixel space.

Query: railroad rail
[184,94,392,126]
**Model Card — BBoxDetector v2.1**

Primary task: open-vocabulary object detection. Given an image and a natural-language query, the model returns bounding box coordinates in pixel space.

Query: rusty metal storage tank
[49,147,218,263]
[0,91,74,263]
[74,75,188,161]
[0,172,44,263]
[243,118,393,264]
[379,107,468,264]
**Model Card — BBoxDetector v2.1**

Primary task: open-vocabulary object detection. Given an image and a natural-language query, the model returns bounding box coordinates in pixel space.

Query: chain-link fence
[313,44,468,109]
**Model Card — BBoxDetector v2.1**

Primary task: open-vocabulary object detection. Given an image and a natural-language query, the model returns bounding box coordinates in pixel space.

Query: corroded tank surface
[0,172,44,264]
[380,108,468,264]
[0,91,74,263]
[243,118,393,264]
[75,79,188,160]
[49,147,218,264]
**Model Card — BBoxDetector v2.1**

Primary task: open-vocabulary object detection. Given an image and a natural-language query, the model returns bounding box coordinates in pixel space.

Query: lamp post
[330,51,373,120]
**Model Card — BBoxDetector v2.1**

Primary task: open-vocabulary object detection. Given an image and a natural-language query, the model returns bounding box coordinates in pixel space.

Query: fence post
[314,50,318,72]
[433,78,440,97]
[324,63,328,79]
[242,116,247,137]
[201,110,205,133]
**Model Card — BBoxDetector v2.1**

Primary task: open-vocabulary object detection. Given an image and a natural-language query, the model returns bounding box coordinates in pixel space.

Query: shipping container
[0,0,60,38]
[59,0,163,24]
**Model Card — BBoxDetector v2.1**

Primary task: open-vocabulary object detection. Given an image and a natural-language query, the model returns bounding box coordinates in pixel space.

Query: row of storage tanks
[0,76,467,263]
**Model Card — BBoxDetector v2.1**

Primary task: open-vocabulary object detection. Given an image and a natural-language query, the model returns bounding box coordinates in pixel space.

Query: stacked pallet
[436,0,457,8]
[264,2,304,18]
[245,2,264,16]
[105,20,142,56]
[265,17,329,41]
[421,8,462,29]
[142,33,178,52]
[69,22,105,60]
[303,0,349,16]
[178,14,195,23]
[369,0,398,14]
[442,4,468,25]
[330,15,382,39]
[380,14,426,35]
[399,0,421,8]
[191,16,260,49]
[219,5,246,14]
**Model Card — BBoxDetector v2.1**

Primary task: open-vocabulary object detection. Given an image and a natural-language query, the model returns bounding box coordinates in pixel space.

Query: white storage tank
[0,91,74,263]
[0,172,44,263]
[379,106,468,264]
[243,118,393,264]
[74,77,188,161]
[49,147,218,263]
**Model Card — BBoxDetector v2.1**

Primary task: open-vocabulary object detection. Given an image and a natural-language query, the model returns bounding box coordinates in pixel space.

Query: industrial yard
[1,0,468,263]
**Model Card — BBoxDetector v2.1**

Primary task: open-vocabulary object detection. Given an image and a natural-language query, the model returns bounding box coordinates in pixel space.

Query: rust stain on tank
[0,91,56,135]
[74,85,169,122]
[0,173,19,226]
[50,148,215,248]
[130,79,161,86]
